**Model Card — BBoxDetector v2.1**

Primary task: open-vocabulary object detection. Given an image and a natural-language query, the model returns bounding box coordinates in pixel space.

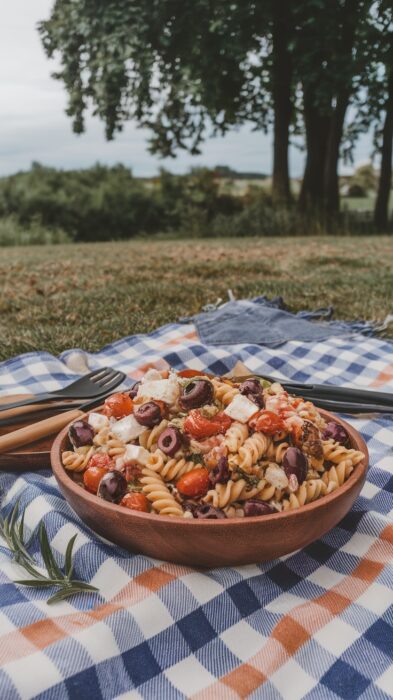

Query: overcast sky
[0,0,373,178]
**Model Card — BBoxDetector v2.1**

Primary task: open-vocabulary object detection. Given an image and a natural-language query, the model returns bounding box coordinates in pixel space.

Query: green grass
[0,236,392,361]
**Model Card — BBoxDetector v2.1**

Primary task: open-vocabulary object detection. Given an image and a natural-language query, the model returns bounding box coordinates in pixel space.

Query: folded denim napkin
[190,296,379,346]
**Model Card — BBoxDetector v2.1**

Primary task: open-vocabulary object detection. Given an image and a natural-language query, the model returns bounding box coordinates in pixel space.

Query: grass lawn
[0,236,392,361]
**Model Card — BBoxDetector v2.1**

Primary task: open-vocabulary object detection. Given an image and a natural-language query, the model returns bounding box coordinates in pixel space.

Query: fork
[0,368,126,413]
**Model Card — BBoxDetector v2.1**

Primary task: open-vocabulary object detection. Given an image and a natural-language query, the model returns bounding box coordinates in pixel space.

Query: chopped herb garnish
[188,453,204,464]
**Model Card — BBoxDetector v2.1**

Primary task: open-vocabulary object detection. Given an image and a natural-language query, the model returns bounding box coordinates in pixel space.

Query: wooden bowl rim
[51,408,368,528]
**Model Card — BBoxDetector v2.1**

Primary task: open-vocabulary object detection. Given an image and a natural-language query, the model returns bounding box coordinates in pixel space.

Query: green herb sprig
[0,501,99,605]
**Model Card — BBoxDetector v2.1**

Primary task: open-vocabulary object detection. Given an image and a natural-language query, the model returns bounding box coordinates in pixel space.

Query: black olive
[157,426,183,456]
[68,420,94,448]
[134,401,162,427]
[180,379,214,410]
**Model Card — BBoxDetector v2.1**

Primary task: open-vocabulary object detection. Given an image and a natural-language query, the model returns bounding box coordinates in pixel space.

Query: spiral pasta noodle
[204,477,269,508]
[322,439,364,466]
[212,379,239,406]
[266,441,290,464]
[237,432,271,471]
[282,479,327,510]
[224,421,249,453]
[147,450,202,481]
[139,419,169,450]
[322,459,354,493]
[62,446,95,472]
[140,467,183,516]
[224,504,245,518]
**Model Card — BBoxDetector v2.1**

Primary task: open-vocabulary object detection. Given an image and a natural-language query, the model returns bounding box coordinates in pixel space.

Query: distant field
[1,236,392,361]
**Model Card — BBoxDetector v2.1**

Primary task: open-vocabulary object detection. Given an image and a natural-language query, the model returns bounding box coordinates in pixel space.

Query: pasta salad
[61,369,365,518]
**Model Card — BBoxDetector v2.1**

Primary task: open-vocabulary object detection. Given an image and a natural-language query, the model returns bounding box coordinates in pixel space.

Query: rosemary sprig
[0,501,99,605]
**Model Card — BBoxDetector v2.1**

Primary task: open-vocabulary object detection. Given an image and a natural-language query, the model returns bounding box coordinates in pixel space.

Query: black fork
[0,368,126,412]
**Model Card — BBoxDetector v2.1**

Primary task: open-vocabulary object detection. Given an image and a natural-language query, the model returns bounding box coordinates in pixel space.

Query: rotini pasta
[62,446,95,472]
[266,441,290,464]
[237,432,271,471]
[212,379,239,406]
[139,419,169,450]
[61,368,365,518]
[224,421,249,452]
[282,479,327,510]
[322,439,364,466]
[147,450,202,481]
[140,467,184,516]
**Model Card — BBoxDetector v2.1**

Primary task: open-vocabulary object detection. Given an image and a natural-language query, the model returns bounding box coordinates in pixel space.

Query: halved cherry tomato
[120,492,149,512]
[103,392,133,418]
[249,410,285,434]
[177,369,214,378]
[177,468,210,497]
[184,409,232,439]
[87,453,114,471]
[84,466,108,494]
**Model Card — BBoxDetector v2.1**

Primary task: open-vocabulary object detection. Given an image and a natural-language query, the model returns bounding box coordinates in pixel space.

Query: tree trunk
[323,0,357,218]
[323,90,350,217]
[271,0,292,204]
[374,71,393,231]
[299,88,330,213]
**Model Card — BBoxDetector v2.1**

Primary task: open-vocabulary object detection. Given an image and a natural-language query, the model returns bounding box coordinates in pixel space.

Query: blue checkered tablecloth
[0,322,392,700]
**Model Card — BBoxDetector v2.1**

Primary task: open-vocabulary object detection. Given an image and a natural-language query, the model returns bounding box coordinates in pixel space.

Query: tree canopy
[39,0,393,227]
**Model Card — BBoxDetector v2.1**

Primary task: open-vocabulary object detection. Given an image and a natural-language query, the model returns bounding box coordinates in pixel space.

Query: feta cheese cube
[116,443,151,469]
[88,412,109,432]
[142,368,164,382]
[110,414,148,443]
[224,394,258,423]
[137,376,179,405]
[265,464,289,490]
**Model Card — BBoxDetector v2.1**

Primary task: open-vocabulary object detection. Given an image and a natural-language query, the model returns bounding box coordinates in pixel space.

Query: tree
[297,0,372,217]
[39,1,298,204]
[370,1,393,229]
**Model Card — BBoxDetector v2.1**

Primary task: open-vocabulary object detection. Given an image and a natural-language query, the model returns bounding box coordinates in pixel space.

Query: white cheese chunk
[142,368,164,382]
[224,394,258,423]
[110,414,148,443]
[87,412,109,432]
[137,376,179,405]
[265,464,289,490]
[115,443,150,470]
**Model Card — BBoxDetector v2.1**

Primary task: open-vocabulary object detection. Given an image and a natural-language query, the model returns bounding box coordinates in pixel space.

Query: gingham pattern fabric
[0,323,392,700]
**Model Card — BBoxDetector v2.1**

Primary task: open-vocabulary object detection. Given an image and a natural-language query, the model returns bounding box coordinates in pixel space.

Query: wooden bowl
[51,410,368,567]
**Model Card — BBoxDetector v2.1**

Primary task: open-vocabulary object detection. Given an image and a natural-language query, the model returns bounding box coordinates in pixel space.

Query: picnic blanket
[0,322,392,700]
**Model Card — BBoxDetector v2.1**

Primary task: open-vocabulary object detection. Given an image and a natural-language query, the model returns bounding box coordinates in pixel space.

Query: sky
[0,0,373,178]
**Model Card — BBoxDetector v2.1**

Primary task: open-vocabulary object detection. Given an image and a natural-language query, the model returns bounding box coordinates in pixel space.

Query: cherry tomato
[87,453,114,471]
[184,409,232,439]
[103,392,133,419]
[177,468,210,497]
[83,466,108,494]
[177,369,214,378]
[249,410,285,434]
[120,492,149,512]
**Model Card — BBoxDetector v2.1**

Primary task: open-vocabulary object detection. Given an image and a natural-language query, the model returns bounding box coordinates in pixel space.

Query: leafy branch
[0,501,99,605]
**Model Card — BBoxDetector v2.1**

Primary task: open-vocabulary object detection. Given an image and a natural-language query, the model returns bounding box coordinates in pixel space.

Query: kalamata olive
[180,379,214,410]
[69,420,94,448]
[282,447,308,484]
[128,381,141,399]
[239,379,264,407]
[322,421,349,446]
[157,426,183,456]
[192,504,226,519]
[134,401,162,427]
[97,470,127,503]
[243,499,277,517]
[209,456,230,486]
